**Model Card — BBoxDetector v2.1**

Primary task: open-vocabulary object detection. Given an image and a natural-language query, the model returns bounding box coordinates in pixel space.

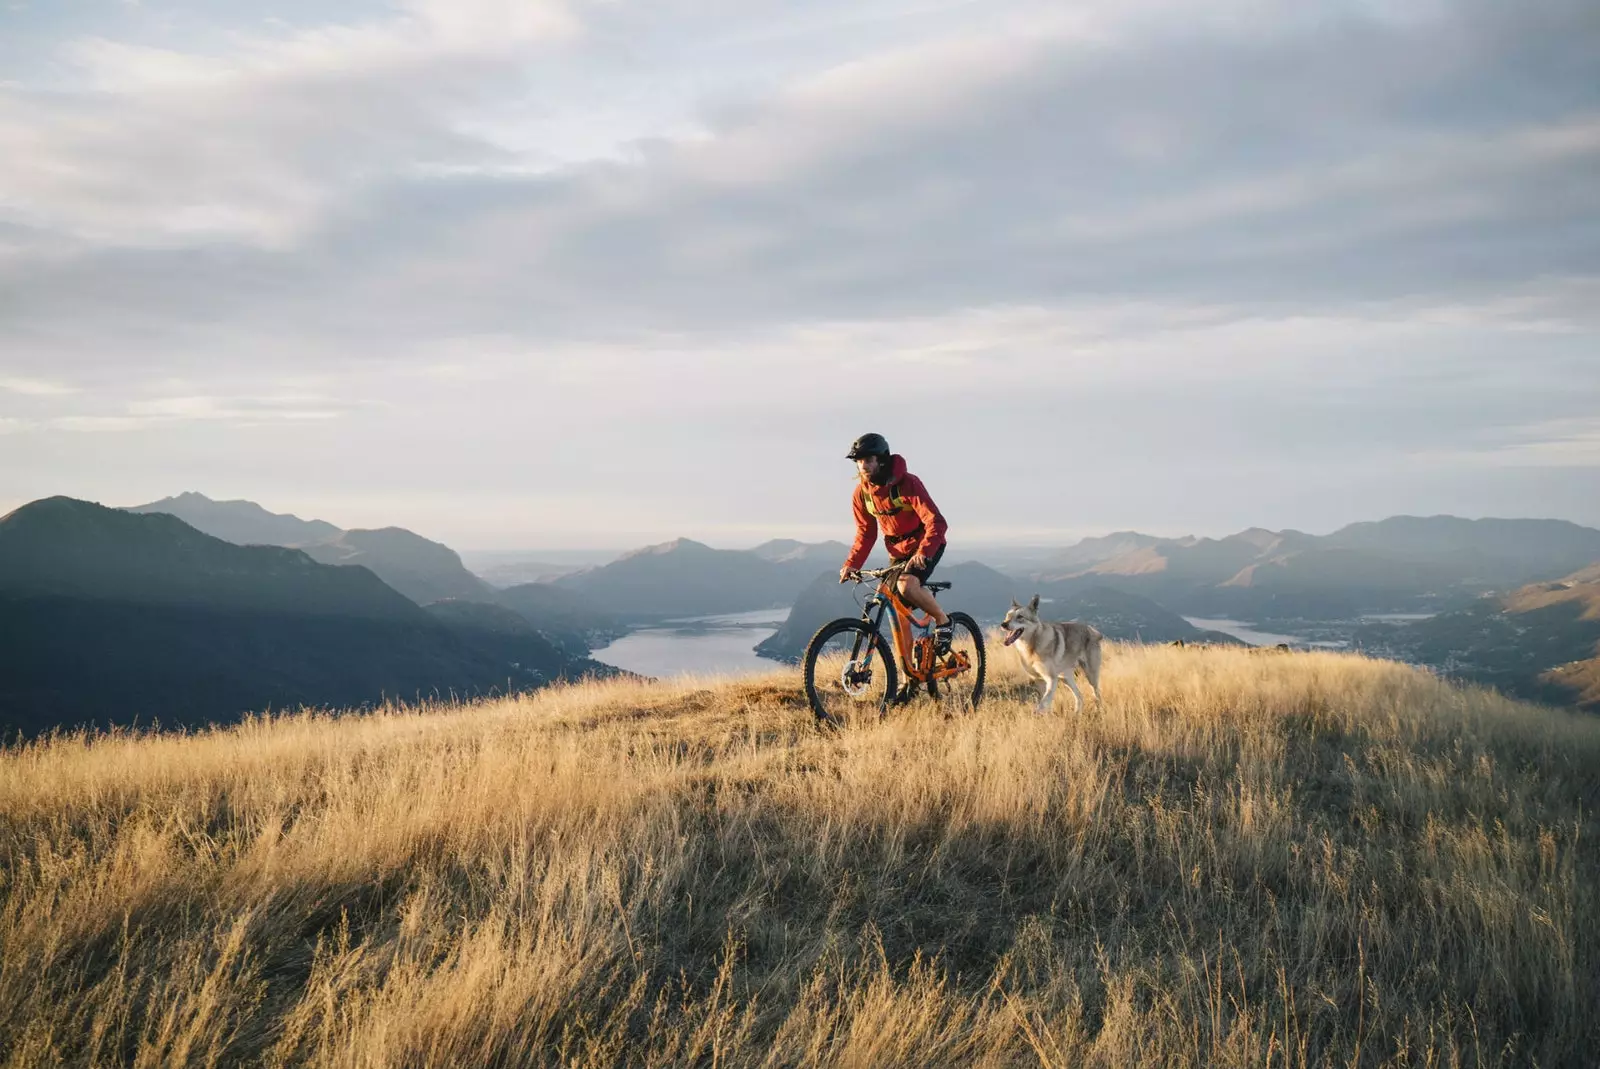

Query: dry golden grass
[3,644,1598,1067]
[1505,580,1600,621]
[1543,659,1600,712]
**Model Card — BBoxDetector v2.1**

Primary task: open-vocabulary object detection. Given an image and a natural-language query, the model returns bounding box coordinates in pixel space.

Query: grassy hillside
[2,647,1597,1066]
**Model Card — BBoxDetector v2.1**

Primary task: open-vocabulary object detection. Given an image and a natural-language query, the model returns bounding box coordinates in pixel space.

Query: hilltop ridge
[125,491,341,545]
[3,646,1595,1065]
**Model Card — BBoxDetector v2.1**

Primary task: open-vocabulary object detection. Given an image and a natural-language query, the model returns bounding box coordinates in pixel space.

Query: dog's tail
[1084,630,1103,694]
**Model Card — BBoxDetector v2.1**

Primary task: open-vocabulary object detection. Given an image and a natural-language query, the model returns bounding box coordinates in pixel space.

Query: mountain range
[137,495,1600,631]
[127,492,494,604]
[549,537,855,621]
[125,492,615,650]
[11,491,1600,728]
[1032,516,1600,621]
[125,491,341,546]
[0,498,609,737]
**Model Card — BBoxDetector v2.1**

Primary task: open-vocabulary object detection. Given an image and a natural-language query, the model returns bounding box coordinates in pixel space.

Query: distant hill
[755,563,1234,664]
[1354,562,1600,710]
[1043,531,1170,571]
[494,581,627,654]
[422,600,613,679]
[470,559,593,588]
[125,492,491,607]
[747,539,850,564]
[0,498,601,737]
[1037,517,1600,621]
[125,491,341,546]
[125,493,594,645]
[3,497,416,618]
[1194,546,1470,620]
[1044,587,1242,647]
[299,528,494,605]
[1323,516,1600,583]
[748,539,859,596]
[554,538,830,621]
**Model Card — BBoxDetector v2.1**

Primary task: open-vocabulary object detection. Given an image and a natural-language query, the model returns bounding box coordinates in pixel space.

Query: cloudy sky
[2,0,1597,550]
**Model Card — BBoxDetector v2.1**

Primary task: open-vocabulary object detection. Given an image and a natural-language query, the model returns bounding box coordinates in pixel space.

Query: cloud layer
[2,0,1596,544]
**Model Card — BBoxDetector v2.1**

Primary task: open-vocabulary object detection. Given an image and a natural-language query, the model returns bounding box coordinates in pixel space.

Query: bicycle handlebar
[848,563,908,583]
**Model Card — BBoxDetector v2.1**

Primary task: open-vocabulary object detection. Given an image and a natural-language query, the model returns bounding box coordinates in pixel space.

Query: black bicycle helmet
[846,432,890,460]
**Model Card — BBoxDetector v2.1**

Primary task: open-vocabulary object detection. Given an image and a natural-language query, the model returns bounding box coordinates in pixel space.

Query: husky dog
[1000,595,1104,713]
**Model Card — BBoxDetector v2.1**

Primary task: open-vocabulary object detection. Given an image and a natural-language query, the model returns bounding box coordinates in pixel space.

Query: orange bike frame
[873,581,970,684]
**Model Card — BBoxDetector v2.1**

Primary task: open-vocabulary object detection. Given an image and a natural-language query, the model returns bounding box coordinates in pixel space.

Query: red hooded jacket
[845,454,948,570]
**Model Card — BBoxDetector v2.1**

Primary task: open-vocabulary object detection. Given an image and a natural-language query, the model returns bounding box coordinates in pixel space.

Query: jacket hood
[863,453,907,488]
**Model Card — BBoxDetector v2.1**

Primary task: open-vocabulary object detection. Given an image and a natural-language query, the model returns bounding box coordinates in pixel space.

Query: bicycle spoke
[928,612,986,716]
[803,620,896,727]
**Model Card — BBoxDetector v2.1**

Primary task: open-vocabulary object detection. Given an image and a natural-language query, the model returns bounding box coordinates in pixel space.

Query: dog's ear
[1028,594,1040,612]
[1010,598,1020,608]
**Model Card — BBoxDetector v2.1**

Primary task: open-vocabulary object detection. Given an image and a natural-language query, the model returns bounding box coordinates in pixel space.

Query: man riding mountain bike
[838,432,954,654]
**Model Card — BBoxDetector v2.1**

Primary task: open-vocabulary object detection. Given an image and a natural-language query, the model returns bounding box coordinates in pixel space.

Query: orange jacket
[845,454,948,569]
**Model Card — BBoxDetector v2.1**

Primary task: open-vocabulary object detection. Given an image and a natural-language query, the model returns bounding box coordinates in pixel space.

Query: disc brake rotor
[838,660,874,698]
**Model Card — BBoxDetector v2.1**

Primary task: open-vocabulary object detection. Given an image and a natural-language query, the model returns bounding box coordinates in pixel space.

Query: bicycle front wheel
[927,611,986,714]
[803,619,898,727]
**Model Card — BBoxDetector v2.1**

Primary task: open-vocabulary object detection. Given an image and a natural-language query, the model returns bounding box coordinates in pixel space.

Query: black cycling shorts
[891,542,945,583]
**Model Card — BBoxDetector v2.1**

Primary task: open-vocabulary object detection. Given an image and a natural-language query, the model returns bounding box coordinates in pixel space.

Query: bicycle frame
[853,571,972,684]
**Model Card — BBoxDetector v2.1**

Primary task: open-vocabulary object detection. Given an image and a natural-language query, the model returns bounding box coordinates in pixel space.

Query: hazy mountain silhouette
[95,495,1600,706]
[493,582,626,653]
[126,491,341,545]
[472,558,592,587]
[1321,516,1600,585]
[4,497,416,618]
[0,498,601,737]
[125,492,492,607]
[1037,517,1600,620]
[125,492,591,644]
[748,539,850,563]
[299,528,494,605]
[1043,531,1168,571]
[422,600,612,677]
[554,538,833,621]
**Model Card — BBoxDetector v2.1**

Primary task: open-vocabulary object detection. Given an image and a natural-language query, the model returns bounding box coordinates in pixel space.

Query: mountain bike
[802,564,985,726]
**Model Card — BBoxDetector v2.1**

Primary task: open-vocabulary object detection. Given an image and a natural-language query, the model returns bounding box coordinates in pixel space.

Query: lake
[590,609,791,679]
[1181,617,1347,649]
[595,608,1431,675]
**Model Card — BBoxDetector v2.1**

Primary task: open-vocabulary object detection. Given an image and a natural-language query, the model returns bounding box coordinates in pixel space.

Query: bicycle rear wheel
[927,611,986,715]
[803,619,898,727]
